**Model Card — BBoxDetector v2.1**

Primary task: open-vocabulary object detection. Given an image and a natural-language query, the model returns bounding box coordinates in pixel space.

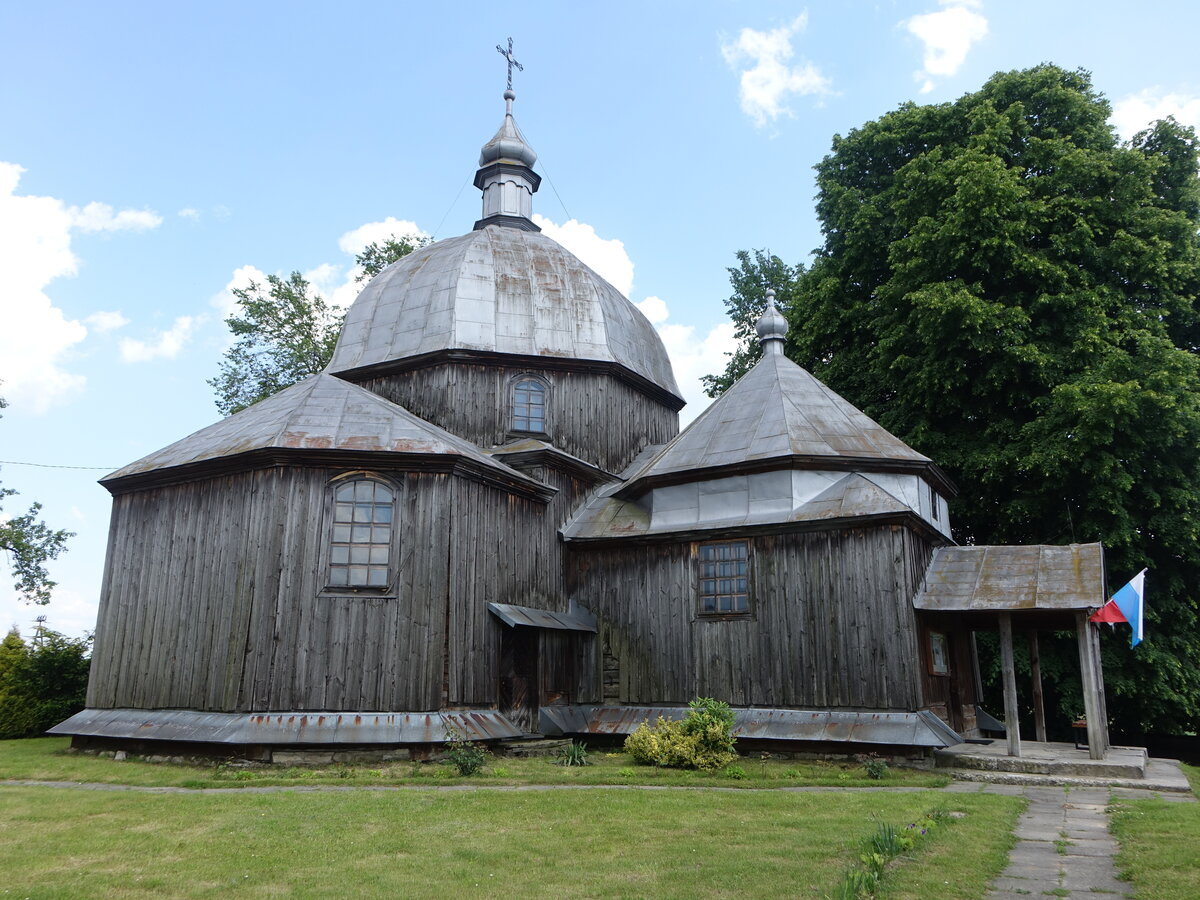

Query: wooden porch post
[998,612,1021,757]
[1027,631,1047,743]
[1090,623,1110,746]
[1075,612,1107,760]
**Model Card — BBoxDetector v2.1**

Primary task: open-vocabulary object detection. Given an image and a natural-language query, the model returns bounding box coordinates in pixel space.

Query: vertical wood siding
[88,467,462,713]
[568,525,934,711]
[358,364,679,474]
[88,458,600,717]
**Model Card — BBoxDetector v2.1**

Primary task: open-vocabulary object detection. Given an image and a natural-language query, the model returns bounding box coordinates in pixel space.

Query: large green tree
[712,65,1200,733]
[209,234,428,415]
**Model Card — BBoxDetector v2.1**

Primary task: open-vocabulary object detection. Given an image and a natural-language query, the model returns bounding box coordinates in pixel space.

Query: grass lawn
[0,786,1022,898]
[0,738,1023,898]
[1109,763,1200,900]
[0,737,951,790]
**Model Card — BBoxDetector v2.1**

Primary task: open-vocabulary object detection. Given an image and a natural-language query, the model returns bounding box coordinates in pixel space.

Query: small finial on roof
[755,288,788,355]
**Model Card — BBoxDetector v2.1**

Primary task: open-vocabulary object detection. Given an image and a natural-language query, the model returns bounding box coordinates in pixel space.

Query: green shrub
[0,627,90,739]
[623,697,737,771]
[443,724,490,776]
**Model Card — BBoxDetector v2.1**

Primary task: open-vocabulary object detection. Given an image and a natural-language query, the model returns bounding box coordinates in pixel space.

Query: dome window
[511,376,549,435]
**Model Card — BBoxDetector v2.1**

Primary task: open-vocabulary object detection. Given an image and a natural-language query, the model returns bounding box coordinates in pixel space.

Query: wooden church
[54,86,1111,760]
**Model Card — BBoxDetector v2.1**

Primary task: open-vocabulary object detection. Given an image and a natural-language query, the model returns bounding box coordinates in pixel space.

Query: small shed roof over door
[487,602,597,632]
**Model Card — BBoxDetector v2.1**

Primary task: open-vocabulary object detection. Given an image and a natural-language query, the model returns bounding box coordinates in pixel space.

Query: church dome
[327,225,681,400]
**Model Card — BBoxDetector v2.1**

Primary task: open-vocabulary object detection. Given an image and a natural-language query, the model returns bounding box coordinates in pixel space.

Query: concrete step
[935,741,1147,779]
[940,758,1193,793]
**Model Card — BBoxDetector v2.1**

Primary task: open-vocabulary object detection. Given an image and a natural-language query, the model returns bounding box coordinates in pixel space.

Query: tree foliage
[700,250,804,397]
[711,65,1200,733]
[0,395,72,606]
[0,626,91,738]
[209,233,428,415]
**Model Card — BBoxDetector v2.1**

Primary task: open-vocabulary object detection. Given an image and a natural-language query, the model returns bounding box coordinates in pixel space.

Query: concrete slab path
[942,781,1197,900]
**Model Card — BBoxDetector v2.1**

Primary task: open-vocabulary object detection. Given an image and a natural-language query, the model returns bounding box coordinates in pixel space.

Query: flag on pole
[1089,568,1147,647]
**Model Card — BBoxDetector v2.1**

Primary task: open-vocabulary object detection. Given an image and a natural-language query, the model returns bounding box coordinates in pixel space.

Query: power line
[0,459,114,470]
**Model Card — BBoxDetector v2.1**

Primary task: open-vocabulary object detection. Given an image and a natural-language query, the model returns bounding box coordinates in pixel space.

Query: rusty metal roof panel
[103,373,536,487]
[571,706,959,747]
[539,705,596,736]
[328,227,681,399]
[915,543,1105,611]
[487,602,598,632]
[50,708,522,744]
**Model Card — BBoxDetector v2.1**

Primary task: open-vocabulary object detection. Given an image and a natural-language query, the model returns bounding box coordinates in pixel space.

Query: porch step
[936,757,1192,793]
[935,740,1148,779]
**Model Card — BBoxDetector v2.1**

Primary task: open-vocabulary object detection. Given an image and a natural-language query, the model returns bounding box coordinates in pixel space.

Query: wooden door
[499,626,539,735]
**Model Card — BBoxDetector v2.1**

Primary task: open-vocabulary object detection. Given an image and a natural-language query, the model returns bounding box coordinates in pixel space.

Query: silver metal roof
[327,226,682,399]
[621,352,931,489]
[562,472,915,540]
[915,543,1105,612]
[478,95,537,167]
[49,707,524,744]
[104,373,534,485]
[487,602,598,632]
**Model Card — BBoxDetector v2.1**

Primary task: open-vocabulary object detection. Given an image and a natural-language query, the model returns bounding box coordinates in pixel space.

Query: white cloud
[178,207,200,220]
[721,14,832,127]
[650,307,739,426]
[1111,88,1200,140]
[337,217,427,256]
[636,296,669,325]
[84,310,129,333]
[210,264,269,321]
[0,162,88,412]
[532,215,635,297]
[69,201,162,233]
[119,316,197,363]
[905,1,988,93]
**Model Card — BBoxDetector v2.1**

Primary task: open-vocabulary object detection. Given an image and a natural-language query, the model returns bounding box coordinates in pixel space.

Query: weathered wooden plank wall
[568,525,933,711]
[88,466,464,713]
[445,464,588,705]
[359,364,678,474]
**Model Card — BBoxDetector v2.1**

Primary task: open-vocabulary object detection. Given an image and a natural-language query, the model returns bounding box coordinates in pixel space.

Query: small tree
[1,394,72,605]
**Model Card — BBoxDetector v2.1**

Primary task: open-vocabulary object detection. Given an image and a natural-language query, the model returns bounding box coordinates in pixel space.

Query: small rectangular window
[928,483,940,522]
[698,541,749,615]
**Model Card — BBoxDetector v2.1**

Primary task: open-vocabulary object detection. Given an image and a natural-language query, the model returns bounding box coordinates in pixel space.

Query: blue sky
[3,0,1199,638]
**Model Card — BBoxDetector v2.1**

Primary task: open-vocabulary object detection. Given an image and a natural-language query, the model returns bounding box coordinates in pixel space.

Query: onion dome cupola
[474,89,542,232]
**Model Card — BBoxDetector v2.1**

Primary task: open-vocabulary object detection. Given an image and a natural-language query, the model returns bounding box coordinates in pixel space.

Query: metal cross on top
[496,37,523,91]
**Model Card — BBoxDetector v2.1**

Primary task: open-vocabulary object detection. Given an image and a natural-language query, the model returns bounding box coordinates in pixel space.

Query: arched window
[511,377,548,433]
[328,478,394,588]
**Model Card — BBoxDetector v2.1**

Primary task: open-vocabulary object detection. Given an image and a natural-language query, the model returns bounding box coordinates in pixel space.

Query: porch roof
[915,543,1105,613]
